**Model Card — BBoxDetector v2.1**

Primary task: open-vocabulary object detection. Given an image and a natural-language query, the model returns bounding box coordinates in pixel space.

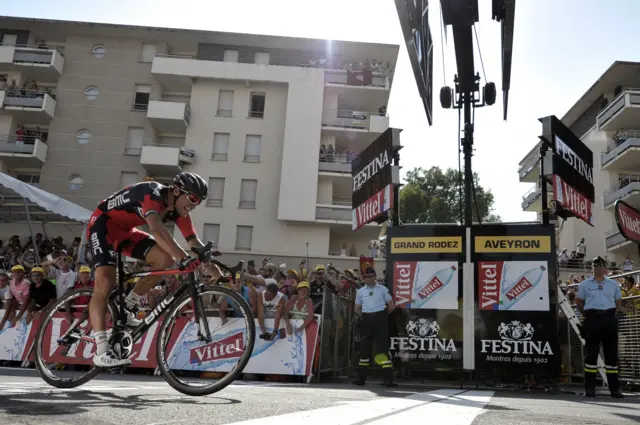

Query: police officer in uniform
[353,267,396,387]
[576,256,623,398]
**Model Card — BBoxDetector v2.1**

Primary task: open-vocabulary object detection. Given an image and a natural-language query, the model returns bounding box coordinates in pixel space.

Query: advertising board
[386,225,464,372]
[614,199,640,244]
[471,224,560,377]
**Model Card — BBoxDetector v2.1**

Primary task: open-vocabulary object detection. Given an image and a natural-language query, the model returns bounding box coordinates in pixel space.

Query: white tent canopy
[0,172,91,223]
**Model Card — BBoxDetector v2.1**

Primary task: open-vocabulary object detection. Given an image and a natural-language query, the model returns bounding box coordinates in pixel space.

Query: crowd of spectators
[0,76,56,101]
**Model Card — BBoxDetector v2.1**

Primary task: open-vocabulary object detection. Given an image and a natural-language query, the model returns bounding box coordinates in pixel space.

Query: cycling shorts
[86,210,157,269]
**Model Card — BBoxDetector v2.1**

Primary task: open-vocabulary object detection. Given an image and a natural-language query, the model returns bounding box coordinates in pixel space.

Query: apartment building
[518,61,640,267]
[0,16,398,269]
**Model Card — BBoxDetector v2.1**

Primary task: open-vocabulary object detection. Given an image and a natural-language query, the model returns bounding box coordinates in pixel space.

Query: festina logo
[353,151,390,192]
[190,332,244,364]
[480,339,553,355]
[555,135,593,184]
[390,337,457,352]
[479,262,499,309]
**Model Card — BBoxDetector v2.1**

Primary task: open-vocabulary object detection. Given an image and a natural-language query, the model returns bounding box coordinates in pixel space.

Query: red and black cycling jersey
[96,181,197,241]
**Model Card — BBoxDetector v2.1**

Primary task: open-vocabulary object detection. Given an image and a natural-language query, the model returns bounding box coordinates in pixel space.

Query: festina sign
[552,174,594,227]
[540,115,594,202]
[352,128,400,226]
[615,200,640,244]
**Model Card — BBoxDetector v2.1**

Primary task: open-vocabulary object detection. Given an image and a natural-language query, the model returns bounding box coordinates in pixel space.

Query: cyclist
[87,172,220,368]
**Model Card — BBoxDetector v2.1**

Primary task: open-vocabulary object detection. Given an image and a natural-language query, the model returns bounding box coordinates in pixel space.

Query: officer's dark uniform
[353,267,395,387]
[576,257,623,398]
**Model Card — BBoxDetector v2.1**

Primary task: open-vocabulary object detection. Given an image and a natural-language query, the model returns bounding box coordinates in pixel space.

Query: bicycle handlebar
[191,241,244,278]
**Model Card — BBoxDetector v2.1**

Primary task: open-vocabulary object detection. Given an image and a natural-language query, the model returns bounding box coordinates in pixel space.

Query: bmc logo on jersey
[107,190,131,210]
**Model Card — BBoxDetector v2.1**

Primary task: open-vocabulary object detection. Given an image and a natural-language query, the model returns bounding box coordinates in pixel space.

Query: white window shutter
[236,226,253,250]
[140,44,157,62]
[203,224,220,245]
[212,133,230,160]
[217,90,234,116]
[223,49,239,62]
[126,127,144,154]
[120,172,138,188]
[255,52,270,65]
[206,178,225,207]
[239,179,257,208]
[244,135,261,162]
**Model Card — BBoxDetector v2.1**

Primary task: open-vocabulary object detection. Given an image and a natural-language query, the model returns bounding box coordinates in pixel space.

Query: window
[244,135,262,162]
[92,45,106,58]
[207,177,225,207]
[140,43,157,62]
[203,224,220,246]
[235,225,253,251]
[223,49,239,63]
[85,86,99,100]
[125,127,144,155]
[16,173,40,187]
[120,172,138,188]
[76,130,91,145]
[254,52,270,65]
[133,84,151,111]
[1,34,18,45]
[239,179,257,209]
[212,133,230,161]
[217,90,234,117]
[68,174,84,190]
[249,93,265,118]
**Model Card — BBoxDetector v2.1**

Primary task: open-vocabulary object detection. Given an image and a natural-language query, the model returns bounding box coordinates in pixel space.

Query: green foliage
[399,166,501,224]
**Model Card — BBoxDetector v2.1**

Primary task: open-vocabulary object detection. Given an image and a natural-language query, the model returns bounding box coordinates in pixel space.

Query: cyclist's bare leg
[127,245,173,304]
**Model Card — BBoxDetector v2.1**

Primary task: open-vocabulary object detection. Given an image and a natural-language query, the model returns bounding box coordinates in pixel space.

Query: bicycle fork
[189,277,212,343]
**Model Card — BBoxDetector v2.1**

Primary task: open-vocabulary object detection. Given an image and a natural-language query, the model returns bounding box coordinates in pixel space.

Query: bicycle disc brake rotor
[109,330,134,359]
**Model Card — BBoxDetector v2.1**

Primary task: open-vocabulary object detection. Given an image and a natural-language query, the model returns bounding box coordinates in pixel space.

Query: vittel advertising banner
[614,199,640,244]
[387,225,464,371]
[471,225,560,378]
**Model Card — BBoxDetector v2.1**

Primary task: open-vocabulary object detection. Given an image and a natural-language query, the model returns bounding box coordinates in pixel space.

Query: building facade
[0,16,398,269]
[518,61,640,268]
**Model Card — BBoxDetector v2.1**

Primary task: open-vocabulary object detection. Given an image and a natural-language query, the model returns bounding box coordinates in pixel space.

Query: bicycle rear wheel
[34,288,117,388]
[156,285,256,396]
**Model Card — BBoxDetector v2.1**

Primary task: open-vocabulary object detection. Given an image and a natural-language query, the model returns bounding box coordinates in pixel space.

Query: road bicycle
[33,242,256,396]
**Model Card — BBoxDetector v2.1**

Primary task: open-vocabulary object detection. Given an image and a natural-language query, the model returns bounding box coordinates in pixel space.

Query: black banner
[352,128,394,208]
[541,115,594,202]
[471,224,560,377]
[386,225,465,372]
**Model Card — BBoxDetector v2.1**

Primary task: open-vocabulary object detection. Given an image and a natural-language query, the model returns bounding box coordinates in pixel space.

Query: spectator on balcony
[0,75,6,90]
[575,238,586,260]
[558,248,570,268]
[623,256,633,272]
[340,243,347,257]
[378,105,387,116]
[6,80,17,96]
[326,144,334,162]
[15,125,25,145]
[349,244,358,257]
[369,242,379,258]
[319,144,326,162]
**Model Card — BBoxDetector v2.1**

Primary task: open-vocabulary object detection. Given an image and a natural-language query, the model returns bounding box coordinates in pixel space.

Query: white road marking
[222,389,494,425]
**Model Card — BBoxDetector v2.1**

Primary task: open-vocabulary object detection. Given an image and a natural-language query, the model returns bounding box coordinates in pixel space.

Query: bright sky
[5,0,640,222]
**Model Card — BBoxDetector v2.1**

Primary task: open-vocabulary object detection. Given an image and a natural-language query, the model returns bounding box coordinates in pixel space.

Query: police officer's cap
[592,256,607,267]
[363,267,376,277]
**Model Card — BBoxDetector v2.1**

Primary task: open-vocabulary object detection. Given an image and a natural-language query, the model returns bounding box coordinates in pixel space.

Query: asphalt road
[0,368,638,425]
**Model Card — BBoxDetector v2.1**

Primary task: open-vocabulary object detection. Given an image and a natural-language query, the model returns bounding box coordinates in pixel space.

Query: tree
[399,166,501,224]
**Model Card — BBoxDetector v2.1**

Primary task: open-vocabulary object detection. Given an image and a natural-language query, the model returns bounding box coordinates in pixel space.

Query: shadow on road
[0,390,241,416]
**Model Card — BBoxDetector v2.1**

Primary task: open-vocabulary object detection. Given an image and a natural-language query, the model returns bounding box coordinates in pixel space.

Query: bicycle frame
[112,250,238,346]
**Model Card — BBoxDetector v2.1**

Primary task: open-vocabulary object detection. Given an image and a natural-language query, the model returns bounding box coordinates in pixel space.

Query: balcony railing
[605,230,629,250]
[322,109,379,129]
[2,89,53,108]
[318,149,360,173]
[601,129,640,167]
[603,174,640,207]
[323,69,387,88]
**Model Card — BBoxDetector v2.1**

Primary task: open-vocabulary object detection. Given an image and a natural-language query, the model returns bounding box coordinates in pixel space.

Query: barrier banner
[471,225,560,377]
[0,312,321,377]
[387,225,464,372]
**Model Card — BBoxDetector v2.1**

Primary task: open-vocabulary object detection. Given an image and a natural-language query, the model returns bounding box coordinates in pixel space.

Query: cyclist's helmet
[173,172,208,201]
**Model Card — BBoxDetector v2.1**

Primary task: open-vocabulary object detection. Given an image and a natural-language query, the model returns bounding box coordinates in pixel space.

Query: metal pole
[462,91,474,227]
[22,198,40,266]
[539,143,550,226]
[392,151,400,227]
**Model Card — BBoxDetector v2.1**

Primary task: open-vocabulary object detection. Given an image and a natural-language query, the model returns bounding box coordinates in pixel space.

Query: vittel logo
[480,321,553,355]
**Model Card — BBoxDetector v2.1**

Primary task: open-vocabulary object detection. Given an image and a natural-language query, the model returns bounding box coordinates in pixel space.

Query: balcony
[324,69,388,88]
[146,96,191,134]
[318,150,360,174]
[1,90,56,124]
[321,109,389,134]
[605,230,633,252]
[315,200,352,223]
[0,136,47,168]
[521,184,553,212]
[518,143,552,183]
[597,89,640,131]
[601,130,640,170]
[603,174,640,209]
[140,145,184,175]
[0,45,64,82]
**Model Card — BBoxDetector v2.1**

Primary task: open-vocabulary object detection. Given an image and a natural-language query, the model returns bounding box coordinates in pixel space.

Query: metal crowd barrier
[618,295,640,387]
[315,286,356,381]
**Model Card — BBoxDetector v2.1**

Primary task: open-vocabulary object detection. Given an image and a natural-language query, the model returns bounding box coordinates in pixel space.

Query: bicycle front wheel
[34,288,117,388]
[156,285,256,396]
